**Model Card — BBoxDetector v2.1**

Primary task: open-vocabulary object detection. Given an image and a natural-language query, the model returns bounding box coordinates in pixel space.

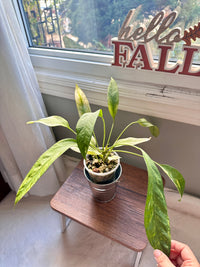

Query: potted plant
[15,77,185,257]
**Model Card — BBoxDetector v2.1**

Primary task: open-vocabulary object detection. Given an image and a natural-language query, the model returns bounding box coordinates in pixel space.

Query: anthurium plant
[15,77,185,256]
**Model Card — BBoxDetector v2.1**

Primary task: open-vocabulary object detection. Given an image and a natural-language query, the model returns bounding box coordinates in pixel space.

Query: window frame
[14,0,200,126]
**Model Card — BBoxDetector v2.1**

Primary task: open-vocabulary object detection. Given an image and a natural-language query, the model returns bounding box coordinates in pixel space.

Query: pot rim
[83,151,120,177]
[84,164,122,186]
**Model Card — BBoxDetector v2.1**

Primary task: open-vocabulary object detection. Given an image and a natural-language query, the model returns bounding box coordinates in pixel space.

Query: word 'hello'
[118,10,182,45]
[112,9,200,76]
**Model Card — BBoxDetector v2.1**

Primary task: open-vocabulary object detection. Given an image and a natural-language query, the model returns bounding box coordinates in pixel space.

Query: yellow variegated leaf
[75,84,91,117]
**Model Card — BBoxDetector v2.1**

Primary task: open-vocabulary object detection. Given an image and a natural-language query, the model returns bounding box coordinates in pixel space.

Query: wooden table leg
[133,251,142,267]
[61,215,72,233]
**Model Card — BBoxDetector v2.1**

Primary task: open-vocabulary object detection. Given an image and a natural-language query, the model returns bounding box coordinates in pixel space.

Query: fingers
[154,250,175,267]
[171,240,198,262]
[154,241,200,267]
[171,240,189,253]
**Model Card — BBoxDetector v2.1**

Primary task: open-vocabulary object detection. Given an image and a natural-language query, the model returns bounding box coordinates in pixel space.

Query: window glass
[20,0,200,62]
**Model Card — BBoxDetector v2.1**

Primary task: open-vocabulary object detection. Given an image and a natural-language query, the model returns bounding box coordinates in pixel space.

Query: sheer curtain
[0,0,66,196]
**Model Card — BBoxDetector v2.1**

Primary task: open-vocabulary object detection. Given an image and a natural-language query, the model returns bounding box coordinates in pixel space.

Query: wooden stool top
[50,161,148,252]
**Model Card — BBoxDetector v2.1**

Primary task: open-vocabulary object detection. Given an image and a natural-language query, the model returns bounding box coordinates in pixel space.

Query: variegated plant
[15,77,185,256]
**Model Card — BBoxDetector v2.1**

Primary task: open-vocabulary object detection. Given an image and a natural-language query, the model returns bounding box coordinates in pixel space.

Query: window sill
[29,48,200,126]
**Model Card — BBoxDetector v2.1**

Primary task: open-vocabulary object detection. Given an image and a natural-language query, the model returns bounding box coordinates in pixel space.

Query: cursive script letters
[118,10,182,45]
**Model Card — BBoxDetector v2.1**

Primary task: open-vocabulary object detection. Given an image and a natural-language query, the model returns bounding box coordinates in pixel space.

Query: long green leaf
[140,149,171,256]
[70,136,98,154]
[137,118,159,137]
[107,77,119,120]
[113,137,151,148]
[15,138,77,205]
[76,110,102,159]
[75,84,91,117]
[157,164,185,197]
[27,116,70,128]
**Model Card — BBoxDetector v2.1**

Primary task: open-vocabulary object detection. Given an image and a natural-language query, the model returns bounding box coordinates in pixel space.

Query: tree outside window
[21,0,200,62]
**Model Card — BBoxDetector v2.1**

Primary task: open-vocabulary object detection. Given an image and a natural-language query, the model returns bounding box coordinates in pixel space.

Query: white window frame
[14,1,200,126]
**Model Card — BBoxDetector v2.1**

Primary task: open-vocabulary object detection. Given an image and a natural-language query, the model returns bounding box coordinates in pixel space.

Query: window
[19,0,200,63]
[15,0,200,126]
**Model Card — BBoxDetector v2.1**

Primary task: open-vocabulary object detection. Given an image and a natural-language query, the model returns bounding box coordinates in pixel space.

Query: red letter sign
[156,45,180,73]
[179,47,200,76]
[126,44,152,70]
[112,40,133,67]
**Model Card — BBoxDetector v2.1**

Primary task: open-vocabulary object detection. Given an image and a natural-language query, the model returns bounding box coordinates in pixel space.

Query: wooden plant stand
[50,161,148,267]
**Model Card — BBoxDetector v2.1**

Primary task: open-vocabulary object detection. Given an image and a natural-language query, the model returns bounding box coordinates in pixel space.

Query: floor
[0,156,139,267]
[0,192,139,267]
[0,157,200,267]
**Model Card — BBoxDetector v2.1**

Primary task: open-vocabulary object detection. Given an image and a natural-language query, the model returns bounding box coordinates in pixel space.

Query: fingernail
[154,249,162,258]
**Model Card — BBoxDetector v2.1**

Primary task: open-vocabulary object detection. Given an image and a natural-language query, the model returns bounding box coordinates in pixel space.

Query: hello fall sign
[112,9,200,76]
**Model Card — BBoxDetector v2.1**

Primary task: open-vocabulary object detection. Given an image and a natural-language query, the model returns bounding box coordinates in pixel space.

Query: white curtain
[0,0,66,196]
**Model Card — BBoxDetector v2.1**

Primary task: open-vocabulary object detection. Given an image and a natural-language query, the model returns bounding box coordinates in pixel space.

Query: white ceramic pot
[83,152,120,184]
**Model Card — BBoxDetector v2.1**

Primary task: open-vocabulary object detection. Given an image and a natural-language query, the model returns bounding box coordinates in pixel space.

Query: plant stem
[115,121,138,143]
[115,147,163,172]
[133,145,159,165]
[102,116,106,149]
[107,121,138,153]
[71,129,77,135]
[89,143,100,152]
[92,132,99,148]
[113,149,144,159]
[106,120,114,148]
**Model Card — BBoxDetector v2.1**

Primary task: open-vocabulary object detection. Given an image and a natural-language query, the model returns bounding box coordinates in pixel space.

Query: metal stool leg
[61,215,72,233]
[133,251,142,267]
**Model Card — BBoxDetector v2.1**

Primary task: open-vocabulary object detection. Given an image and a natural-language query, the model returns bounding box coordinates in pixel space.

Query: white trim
[29,48,200,126]
[12,0,30,47]
[29,47,113,64]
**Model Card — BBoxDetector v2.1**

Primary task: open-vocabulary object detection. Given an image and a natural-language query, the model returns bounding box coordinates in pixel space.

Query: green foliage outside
[61,0,200,50]
[23,0,200,60]
[63,36,82,49]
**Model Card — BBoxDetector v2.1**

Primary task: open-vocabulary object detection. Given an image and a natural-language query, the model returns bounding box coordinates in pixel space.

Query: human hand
[154,240,200,267]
